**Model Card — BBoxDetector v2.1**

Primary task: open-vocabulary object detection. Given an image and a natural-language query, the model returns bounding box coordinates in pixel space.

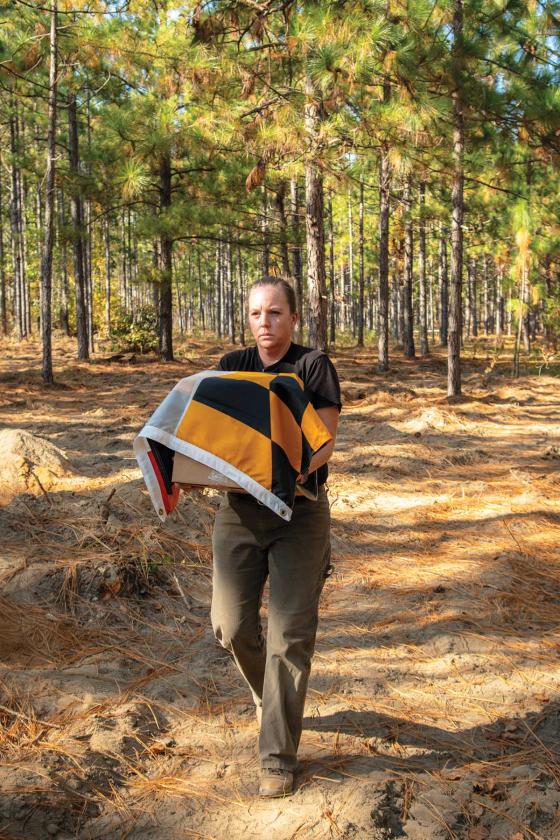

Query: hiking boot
[259,768,294,798]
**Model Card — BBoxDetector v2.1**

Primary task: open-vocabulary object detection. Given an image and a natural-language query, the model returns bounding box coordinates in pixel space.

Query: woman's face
[248,285,298,357]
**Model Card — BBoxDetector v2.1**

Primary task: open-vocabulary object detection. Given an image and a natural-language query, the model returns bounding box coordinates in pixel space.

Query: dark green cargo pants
[211,487,331,772]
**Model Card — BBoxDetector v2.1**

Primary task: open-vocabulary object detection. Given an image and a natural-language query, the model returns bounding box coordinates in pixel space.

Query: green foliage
[110,306,159,354]
[2,0,560,355]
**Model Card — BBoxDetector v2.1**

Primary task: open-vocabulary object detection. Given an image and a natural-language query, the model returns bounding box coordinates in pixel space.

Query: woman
[211,276,341,797]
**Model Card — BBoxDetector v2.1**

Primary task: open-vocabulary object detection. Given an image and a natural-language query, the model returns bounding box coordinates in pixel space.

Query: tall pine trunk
[347,189,354,337]
[390,267,399,341]
[290,178,303,337]
[10,110,24,339]
[105,217,111,336]
[448,0,464,397]
[197,248,205,333]
[68,94,89,360]
[159,152,173,360]
[378,142,391,372]
[85,91,94,354]
[495,267,503,337]
[543,256,554,346]
[261,187,270,275]
[304,75,327,351]
[215,241,222,339]
[402,176,415,359]
[467,256,478,337]
[418,180,429,355]
[227,242,235,344]
[237,246,245,346]
[513,262,528,377]
[21,176,31,336]
[275,182,291,276]
[483,255,490,334]
[0,157,6,335]
[175,254,184,335]
[521,273,531,353]
[40,0,58,385]
[357,175,365,347]
[151,239,160,319]
[328,194,336,346]
[58,188,70,335]
[439,224,448,346]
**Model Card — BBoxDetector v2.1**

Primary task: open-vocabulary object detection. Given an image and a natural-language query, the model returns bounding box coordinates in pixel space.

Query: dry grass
[1,336,560,838]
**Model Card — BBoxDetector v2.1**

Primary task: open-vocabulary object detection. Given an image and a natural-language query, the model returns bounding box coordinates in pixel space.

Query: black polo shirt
[217,343,341,486]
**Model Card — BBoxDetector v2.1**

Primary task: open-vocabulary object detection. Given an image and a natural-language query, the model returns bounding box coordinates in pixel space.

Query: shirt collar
[258,342,295,371]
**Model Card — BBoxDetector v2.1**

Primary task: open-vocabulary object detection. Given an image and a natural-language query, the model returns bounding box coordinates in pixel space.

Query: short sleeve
[301,353,342,412]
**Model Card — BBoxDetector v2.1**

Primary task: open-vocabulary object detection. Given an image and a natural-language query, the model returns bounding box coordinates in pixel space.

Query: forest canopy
[1,0,560,392]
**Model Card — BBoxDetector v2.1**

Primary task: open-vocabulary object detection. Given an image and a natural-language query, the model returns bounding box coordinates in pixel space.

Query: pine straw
[0,597,86,666]
[2,342,560,838]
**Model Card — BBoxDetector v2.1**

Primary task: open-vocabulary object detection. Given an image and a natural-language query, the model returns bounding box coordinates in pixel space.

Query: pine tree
[40,0,58,385]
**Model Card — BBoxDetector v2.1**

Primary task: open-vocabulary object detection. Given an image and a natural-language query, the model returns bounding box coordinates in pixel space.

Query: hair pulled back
[248,276,297,315]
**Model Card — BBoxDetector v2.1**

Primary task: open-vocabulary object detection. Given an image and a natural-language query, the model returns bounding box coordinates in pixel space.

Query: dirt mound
[396,406,462,434]
[0,428,77,501]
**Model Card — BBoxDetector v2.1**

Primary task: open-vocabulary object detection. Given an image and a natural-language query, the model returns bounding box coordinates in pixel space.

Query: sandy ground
[1,334,560,840]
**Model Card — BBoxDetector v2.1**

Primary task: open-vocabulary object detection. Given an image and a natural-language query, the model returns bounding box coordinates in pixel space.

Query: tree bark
[58,187,70,335]
[347,188,354,337]
[448,0,464,397]
[10,110,24,339]
[439,224,448,346]
[521,268,531,353]
[105,217,111,336]
[40,0,58,385]
[357,174,365,347]
[0,157,7,335]
[304,75,327,351]
[227,241,235,344]
[238,246,245,346]
[290,178,303,337]
[402,176,415,359]
[158,152,174,360]
[215,241,222,339]
[85,90,94,354]
[513,263,527,377]
[261,186,270,276]
[21,175,31,336]
[483,254,490,334]
[68,94,89,360]
[467,256,478,337]
[378,143,391,372]
[328,193,336,346]
[418,180,429,355]
[275,181,291,276]
[543,255,554,346]
[175,254,184,335]
[197,248,205,333]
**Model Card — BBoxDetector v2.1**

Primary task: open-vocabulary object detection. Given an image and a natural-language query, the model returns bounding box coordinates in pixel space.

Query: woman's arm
[303,405,339,477]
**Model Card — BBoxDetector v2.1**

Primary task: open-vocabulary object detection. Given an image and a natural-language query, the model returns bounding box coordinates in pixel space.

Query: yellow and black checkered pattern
[176,372,331,506]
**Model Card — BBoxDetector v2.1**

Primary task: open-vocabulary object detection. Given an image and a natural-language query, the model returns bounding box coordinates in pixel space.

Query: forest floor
[1,334,560,840]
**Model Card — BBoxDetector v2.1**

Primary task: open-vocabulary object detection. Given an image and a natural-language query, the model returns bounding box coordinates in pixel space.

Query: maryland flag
[134,371,332,522]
